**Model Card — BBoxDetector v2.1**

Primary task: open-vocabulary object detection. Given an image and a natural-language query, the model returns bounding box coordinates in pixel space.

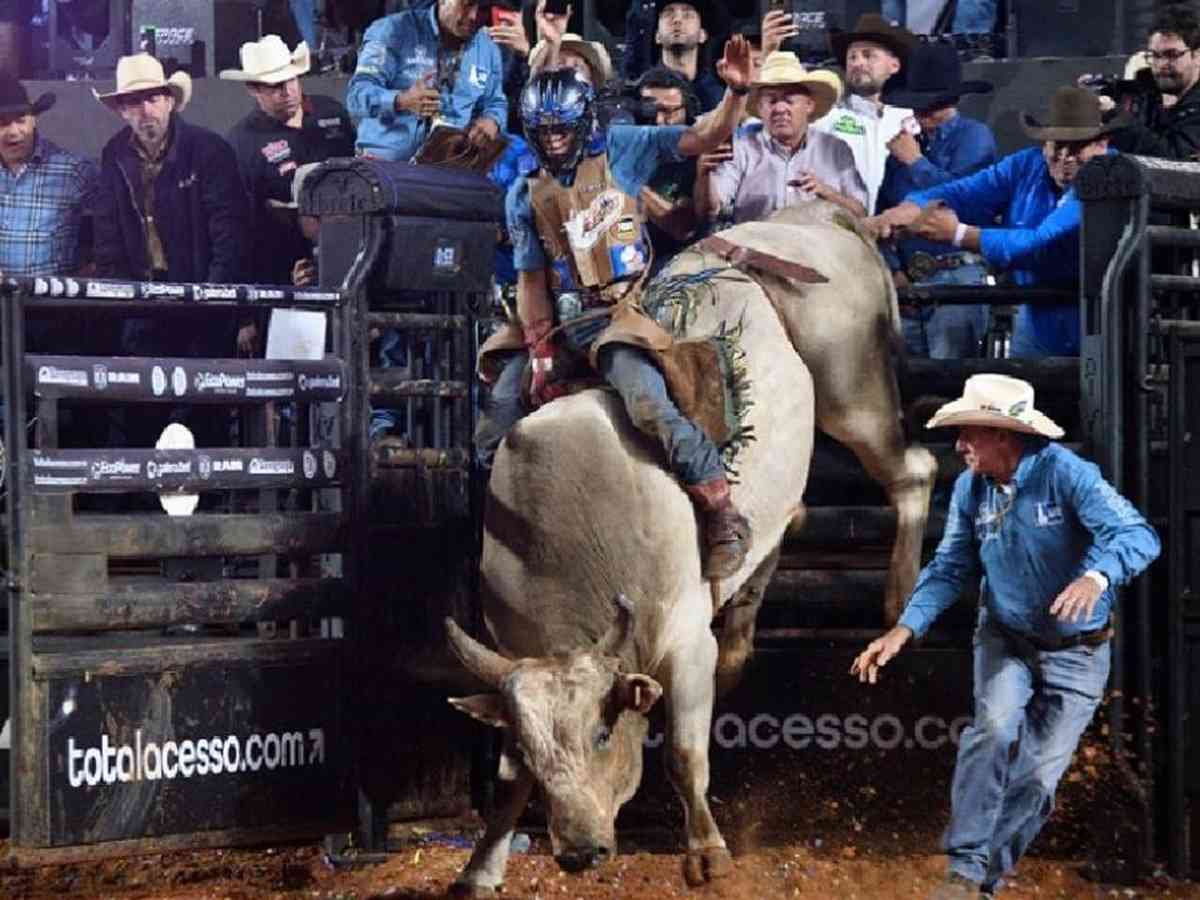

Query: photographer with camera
[1106,4,1200,161]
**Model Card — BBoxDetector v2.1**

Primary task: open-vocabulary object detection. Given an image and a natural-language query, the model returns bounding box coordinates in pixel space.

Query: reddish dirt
[3,647,1196,899]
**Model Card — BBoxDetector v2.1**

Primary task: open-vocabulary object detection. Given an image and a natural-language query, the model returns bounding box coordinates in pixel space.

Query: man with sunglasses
[865,87,1126,358]
[1109,4,1200,160]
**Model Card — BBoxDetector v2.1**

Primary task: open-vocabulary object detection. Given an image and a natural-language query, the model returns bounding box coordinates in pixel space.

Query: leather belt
[905,251,984,283]
[995,617,1114,654]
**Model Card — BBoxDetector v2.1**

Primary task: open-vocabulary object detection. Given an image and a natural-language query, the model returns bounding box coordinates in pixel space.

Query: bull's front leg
[659,629,733,886]
[450,769,535,897]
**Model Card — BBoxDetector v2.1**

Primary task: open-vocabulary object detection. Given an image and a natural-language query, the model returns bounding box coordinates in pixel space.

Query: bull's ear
[616,674,663,715]
[449,694,512,729]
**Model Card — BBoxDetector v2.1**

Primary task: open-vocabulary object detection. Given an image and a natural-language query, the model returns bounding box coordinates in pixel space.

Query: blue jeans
[1009,304,1079,358]
[946,609,1110,888]
[882,0,997,33]
[473,341,724,486]
[900,262,989,359]
[289,0,319,50]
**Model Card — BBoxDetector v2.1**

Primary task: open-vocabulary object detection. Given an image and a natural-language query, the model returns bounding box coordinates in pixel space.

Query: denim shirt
[876,112,996,268]
[346,5,507,161]
[898,441,1161,641]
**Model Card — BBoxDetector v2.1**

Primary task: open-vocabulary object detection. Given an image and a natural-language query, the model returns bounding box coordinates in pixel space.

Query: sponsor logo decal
[248,458,295,476]
[194,285,238,300]
[194,371,247,394]
[213,458,244,473]
[302,451,318,479]
[93,365,140,390]
[261,140,292,164]
[565,189,625,251]
[322,450,337,479]
[152,366,167,396]
[197,454,212,480]
[86,281,136,299]
[38,366,88,387]
[298,373,341,392]
[147,459,192,480]
[144,283,186,298]
[91,458,141,480]
[172,366,188,397]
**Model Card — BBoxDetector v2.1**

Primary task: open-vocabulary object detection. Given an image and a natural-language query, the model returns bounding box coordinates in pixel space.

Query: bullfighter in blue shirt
[346,0,508,161]
[867,87,1129,357]
[874,43,997,359]
[475,37,754,581]
[852,374,1160,899]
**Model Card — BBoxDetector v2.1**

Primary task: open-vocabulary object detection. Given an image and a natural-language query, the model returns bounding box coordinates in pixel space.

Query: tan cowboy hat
[925,374,1064,439]
[93,53,192,111]
[220,35,311,84]
[528,34,614,87]
[751,52,842,121]
[829,13,918,65]
[1020,85,1131,142]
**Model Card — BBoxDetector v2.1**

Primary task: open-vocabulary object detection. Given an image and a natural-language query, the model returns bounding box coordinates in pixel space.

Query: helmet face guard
[520,70,596,175]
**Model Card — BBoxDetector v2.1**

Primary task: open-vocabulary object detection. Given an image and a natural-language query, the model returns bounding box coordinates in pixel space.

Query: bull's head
[446,595,662,872]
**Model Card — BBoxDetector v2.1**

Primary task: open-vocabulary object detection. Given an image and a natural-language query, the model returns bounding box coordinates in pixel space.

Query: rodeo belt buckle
[555,291,585,323]
[905,251,939,283]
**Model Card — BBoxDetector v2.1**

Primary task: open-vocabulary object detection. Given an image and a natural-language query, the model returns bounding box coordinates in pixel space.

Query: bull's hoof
[448,881,496,897]
[682,847,734,886]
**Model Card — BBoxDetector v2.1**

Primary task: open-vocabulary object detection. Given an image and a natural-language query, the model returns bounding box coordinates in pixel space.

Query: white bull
[445,203,934,895]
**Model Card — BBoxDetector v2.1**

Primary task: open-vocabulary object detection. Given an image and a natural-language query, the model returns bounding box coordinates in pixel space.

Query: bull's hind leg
[450,769,535,897]
[715,542,783,698]
[820,407,936,625]
[659,621,733,886]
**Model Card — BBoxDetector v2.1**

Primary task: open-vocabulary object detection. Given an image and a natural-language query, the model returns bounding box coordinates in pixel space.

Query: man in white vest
[807,13,917,212]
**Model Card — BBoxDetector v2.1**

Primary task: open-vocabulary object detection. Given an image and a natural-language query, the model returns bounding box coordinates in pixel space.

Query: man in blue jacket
[851,374,1161,899]
[874,42,996,359]
[347,0,508,161]
[866,87,1128,357]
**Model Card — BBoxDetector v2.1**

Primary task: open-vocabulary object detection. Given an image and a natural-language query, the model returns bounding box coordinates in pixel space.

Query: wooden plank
[31,637,341,680]
[29,554,107,594]
[6,822,351,866]
[902,357,1079,397]
[32,577,349,632]
[369,374,469,399]
[786,507,948,547]
[28,512,347,558]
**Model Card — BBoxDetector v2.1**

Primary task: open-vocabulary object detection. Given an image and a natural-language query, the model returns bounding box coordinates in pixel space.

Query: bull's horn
[596,593,636,657]
[445,617,517,689]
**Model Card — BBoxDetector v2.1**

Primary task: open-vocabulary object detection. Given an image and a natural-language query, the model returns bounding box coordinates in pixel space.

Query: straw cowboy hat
[881,42,992,112]
[0,74,54,118]
[93,53,192,111]
[529,34,613,86]
[925,374,1064,439]
[219,35,311,84]
[751,52,842,121]
[1021,85,1130,142]
[829,13,918,65]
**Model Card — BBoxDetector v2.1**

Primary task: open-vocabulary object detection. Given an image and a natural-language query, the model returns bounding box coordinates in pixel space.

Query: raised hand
[715,34,753,92]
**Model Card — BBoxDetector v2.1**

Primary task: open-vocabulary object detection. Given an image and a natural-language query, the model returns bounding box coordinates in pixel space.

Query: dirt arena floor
[3,645,1197,899]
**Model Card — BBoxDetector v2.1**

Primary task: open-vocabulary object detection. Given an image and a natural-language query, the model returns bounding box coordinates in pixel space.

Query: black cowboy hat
[829,13,918,64]
[0,74,55,119]
[881,42,992,111]
[1020,85,1131,142]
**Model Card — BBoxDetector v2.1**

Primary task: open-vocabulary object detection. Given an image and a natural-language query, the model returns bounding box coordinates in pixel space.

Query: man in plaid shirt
[0,75,97,281]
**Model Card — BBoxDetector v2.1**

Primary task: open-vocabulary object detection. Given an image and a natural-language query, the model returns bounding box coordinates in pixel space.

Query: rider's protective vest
[527,152,651,299]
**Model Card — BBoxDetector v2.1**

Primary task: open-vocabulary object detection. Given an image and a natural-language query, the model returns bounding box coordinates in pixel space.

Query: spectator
[346,0,507,161]
[487,0,541,134]
[0,76,97,281]
[0,0,32,78]
[92,54,247,287]
[634,66,703,270]
[865,87,1126,358]
[875,42,997,359]
[695,52,865,224]
[805,13,918,212]
[222,35,354,293]
[289,0,320,54]
[622,0,657,82]
[881,0,997,38]
[852,374,1159,900]
[653,0,726,113]
[1108,4,1200,160]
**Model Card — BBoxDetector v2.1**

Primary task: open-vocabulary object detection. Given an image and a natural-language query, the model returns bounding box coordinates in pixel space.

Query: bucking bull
[444,203,937,894]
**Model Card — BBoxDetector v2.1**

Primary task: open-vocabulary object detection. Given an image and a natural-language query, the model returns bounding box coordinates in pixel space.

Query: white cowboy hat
[751,52,842,121]
[529,33,614,87]
[94,53,192,111]
[925,374,1064,439]
[155,423,199,517]
[219,35,311,84]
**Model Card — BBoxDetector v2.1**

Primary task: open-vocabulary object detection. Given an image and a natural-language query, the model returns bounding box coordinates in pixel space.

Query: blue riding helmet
[519,69,596,175]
